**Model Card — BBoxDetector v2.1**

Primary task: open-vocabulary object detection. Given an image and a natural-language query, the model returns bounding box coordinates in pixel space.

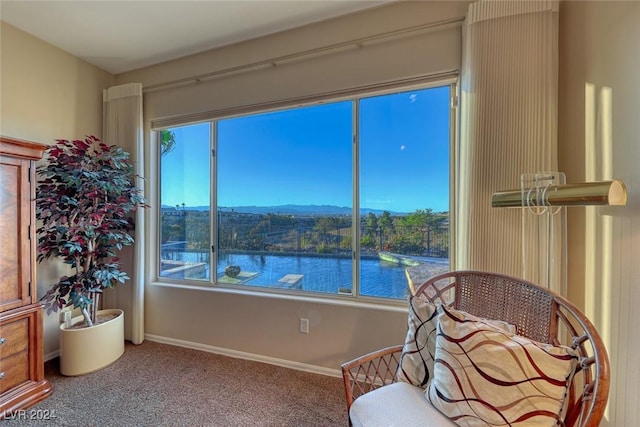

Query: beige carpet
[6,341,348,426]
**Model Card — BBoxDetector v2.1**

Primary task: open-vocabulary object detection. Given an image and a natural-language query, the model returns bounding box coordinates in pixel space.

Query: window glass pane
[159,124,211,280]
[359,86,451,299]
[155,84,454,302]
[216,102,353,294]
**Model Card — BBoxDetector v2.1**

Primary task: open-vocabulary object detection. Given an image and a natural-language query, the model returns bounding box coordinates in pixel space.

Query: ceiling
[0,0,394,75]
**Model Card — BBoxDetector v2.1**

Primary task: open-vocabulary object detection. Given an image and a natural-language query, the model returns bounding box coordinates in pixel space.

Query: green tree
[315,217,338,242]
[400,209,428,227]
[379,211,394,231]
[314,217,346,250]
[185,212,210,250]
[160,129,176,156]
[394,209,448,255]
[399,209,447,228]
[363,212,378,236]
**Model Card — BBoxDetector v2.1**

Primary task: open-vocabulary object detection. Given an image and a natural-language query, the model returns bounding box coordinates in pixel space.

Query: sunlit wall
[558,1,640,425]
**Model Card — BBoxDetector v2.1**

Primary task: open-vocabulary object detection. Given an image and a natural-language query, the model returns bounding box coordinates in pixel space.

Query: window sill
[149,280,408,312]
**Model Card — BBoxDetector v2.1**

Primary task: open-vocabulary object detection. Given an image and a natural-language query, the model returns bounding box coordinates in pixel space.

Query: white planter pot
[59,308,125,376]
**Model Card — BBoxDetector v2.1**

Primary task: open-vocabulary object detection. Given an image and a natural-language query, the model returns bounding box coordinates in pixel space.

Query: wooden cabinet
[0,136,51,418]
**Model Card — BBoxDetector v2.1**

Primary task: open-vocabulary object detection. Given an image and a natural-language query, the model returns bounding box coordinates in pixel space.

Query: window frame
[149,77,458,306]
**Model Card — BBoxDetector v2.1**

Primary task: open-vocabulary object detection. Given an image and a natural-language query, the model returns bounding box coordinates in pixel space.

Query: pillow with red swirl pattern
[396,298,516,388]
[426,305,578,426]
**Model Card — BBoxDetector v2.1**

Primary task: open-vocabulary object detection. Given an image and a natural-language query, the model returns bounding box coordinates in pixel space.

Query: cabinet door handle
[0,337,5,345]
[0,372,5,379]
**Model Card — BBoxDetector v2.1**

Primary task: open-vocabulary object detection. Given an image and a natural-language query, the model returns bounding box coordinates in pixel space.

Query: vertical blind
[103,82,145,344]
[456,0,559,280]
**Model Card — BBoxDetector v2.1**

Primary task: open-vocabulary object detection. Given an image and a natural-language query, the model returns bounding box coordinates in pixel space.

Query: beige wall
[0,22,113,143]
[0,21,114,355]
[559,1,640,425]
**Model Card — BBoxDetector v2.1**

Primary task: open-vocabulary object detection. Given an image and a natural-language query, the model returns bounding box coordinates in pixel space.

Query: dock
[218,271,259,285]
[278,274,303,288]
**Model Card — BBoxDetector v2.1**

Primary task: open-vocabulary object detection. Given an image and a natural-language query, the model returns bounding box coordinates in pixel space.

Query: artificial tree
[36,136,145,327]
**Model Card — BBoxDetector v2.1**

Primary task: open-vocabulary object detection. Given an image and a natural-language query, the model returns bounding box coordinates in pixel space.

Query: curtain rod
[142,17,464,94]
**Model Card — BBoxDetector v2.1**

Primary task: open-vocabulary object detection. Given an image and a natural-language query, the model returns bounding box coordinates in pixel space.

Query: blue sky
[161,85,450,213]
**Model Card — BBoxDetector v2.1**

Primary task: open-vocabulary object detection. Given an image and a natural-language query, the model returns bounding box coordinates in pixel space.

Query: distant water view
[164,250,448,299]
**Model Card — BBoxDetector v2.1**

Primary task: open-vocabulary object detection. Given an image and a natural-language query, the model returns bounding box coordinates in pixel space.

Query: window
[159,124,211,281]
[158,83,453,301]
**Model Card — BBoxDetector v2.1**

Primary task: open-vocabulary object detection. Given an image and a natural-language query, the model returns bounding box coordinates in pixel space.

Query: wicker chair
[341,270,610,427]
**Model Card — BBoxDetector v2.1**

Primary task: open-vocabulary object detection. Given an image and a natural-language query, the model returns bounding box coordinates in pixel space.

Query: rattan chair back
[413,270,610,427]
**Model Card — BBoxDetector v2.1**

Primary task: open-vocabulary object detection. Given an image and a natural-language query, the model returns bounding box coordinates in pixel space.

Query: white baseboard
[144,334,342,378]
[44,350,60,362]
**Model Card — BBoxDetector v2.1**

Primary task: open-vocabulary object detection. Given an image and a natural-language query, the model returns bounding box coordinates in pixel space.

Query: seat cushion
[350,382,456,427]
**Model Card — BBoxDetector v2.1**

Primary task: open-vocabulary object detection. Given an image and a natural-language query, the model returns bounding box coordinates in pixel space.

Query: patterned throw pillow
[397,300,517,388]
[426,305,579,426]
[396,297,439,387]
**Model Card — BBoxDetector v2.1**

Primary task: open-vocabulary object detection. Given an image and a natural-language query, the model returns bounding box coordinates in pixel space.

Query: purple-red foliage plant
[36,136,146,326]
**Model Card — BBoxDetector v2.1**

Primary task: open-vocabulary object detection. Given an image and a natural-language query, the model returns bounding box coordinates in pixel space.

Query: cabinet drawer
[0,351,29,394]
[0,317,28,358]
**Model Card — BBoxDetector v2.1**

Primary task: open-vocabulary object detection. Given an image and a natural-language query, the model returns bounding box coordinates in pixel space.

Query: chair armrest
[341,344,404,412]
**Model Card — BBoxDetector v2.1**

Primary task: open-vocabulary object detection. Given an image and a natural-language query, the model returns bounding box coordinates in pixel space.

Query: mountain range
[162,204,406,216]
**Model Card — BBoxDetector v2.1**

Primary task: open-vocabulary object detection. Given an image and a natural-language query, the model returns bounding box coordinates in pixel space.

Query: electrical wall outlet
[299,318,309,334]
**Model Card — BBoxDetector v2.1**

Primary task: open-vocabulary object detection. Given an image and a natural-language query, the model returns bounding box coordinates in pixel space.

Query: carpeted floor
[4,341,348,426]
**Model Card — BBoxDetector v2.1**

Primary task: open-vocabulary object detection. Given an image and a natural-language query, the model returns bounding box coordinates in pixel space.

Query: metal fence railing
[161,212,449,260]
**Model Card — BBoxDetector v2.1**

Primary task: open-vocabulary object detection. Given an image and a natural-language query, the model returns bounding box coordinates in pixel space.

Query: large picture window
[158,83,453,301]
